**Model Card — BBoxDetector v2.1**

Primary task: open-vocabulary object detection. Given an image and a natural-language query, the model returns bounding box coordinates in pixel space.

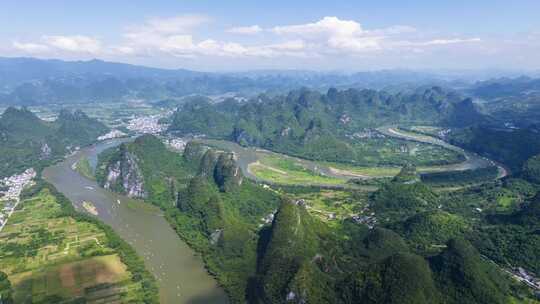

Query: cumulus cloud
[272,16,363,37]
[226,25,262,34]
[12,41,49,53]
[272,16,383,52]
[42,35,102,53]
[12,35,102,55]
[8,15,487,63]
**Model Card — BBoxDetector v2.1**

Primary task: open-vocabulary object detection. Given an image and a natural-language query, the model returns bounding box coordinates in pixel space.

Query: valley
[43,139,228,304]
[1,56,540,304]
[198,125,502,189]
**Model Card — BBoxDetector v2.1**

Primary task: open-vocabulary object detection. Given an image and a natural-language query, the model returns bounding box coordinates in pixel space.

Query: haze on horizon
[1,0,540,72]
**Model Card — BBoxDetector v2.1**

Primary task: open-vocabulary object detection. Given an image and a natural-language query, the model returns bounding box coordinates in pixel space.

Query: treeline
[421,166,500,186]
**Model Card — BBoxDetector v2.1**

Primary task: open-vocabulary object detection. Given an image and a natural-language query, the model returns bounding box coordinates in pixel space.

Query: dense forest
[168,87,485,163]
[96,135,540,303]
[0,107,109,178]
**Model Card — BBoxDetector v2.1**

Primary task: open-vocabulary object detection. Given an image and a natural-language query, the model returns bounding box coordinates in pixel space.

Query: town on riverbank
[0,168,36,232]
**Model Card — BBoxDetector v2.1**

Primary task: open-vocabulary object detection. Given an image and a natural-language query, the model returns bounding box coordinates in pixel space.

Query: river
[43,138,229,304]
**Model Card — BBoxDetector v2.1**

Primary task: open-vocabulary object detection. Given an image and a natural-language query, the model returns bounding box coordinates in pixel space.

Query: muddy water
[43,139,228,304]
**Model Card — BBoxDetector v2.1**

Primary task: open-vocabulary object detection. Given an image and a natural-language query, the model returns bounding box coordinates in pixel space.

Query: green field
[348,137,465,166]
[247,151,470,187]
[323,162,401,178]
[248,154,348,186]
[0,188,147,303]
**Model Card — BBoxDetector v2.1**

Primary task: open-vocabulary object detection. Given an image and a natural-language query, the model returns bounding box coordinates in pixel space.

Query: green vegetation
[421,166,500,186]
[449,125,540,172]
[0,107,108,178]
[249,154,347,186]
[472,194,540,276]
[358,252,441,304]
[169,87,477,165]
[371,175,439,219]
[96,135,281,302]
[254,199,334,304]
[0,181,158,303]
[93,134,540,303]
[74,156,94,180]
[430,239,510,304]
[523,154,540,183]
[394,210,470,251]
[0,271,13,304]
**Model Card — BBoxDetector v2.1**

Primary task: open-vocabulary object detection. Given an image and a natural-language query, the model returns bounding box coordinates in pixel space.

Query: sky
[1,0,540,71]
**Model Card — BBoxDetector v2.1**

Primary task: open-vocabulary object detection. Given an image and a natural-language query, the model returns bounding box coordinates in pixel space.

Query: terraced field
[0,188,146,303]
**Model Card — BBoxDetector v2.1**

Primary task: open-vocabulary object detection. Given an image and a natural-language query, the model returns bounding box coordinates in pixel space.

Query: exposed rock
[103,146,146,198]
[213,153,243,192]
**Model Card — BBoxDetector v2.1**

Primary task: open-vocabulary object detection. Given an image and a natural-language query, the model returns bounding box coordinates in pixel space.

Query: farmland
[0,187,150,303]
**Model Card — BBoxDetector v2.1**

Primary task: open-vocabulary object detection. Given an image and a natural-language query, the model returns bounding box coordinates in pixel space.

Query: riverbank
[43,139,228,304]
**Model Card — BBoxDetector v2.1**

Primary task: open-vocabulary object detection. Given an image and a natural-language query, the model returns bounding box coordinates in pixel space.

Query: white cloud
[132,15,210,35]
[271,17,383,53]
[272,16,363,37]
[42,35,102,53]
[421,38,481,46]
[267,40,306,51]
[226,25,262,34]
[12,41,49,53]
[395,38,482,48]
[6,15,490,66]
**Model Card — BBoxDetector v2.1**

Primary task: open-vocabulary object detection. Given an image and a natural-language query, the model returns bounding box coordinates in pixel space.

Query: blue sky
[2,0,539,71]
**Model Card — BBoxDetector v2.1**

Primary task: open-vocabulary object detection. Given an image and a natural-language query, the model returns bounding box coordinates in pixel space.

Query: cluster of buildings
[0,168,36,231]
[126,115,167,134]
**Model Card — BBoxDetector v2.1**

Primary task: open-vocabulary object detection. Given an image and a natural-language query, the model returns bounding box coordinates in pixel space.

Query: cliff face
[103,145,146,198]
[214,153,243,192]
[195,149,243,192]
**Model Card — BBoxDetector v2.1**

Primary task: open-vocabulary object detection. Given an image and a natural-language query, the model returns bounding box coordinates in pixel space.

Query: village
[0,168,36,232]
[126,115,168,134]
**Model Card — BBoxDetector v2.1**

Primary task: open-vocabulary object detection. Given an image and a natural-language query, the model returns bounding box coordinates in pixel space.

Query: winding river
[39,126,505,303]
[200,126,507,188]
[43,139,229,304]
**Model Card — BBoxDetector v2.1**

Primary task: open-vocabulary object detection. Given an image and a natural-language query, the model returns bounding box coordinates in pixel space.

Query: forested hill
[92,135,536,303]
[168,86,487,161]
[0,107,108,177]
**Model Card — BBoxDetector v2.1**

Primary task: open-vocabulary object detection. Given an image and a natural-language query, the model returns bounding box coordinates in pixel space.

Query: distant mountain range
[2,57,534,105]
